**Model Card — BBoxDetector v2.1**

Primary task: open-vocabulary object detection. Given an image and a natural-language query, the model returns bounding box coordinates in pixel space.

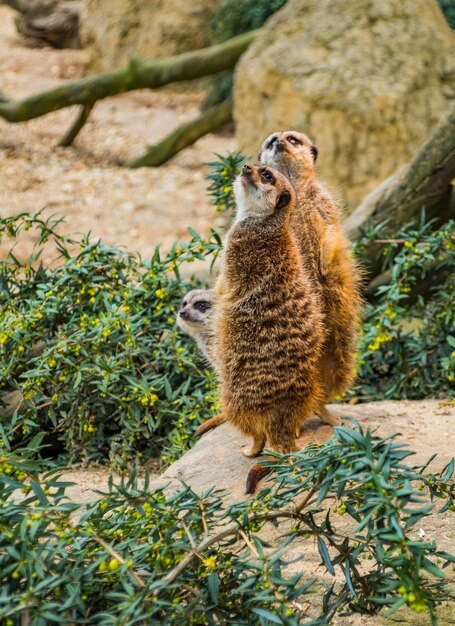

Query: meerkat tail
[194,414,225,437]
[245,459,274,495]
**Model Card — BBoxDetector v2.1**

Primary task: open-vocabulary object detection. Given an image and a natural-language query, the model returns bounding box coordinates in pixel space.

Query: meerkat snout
[259,131,318,180]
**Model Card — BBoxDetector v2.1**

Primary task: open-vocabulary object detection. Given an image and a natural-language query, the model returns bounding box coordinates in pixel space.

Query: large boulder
[80,0,222,73]
[234,0,455,211]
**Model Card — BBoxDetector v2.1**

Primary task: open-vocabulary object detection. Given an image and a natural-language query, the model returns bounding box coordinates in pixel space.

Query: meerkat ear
[311,145,318,162]
[276,190,291,210]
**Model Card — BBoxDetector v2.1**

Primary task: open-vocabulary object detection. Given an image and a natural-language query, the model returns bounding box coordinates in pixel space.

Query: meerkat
[258,131,363,418]
[216,163,324,493]
[177,289,227,436]
[177,289,217,366]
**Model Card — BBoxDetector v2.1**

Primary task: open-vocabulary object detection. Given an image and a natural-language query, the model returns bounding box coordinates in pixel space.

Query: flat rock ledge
[161,400,455,498]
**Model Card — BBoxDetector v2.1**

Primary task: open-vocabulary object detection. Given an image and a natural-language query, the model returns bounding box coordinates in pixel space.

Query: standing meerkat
[216,163,324,492]
[259,131,363,416]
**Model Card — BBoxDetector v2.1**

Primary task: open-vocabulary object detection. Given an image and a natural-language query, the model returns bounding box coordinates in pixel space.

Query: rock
[6,0,81,49]
[234,0,455,211]
[161,399,455,499]
[80,0,222,73]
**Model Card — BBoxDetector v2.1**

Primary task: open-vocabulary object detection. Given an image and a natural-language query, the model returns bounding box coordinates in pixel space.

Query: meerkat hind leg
[318,406,341,426]
[318,224,337,277]
[242,433,266,458]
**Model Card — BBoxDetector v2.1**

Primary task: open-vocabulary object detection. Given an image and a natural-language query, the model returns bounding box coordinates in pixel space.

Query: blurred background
[1,0,454,260]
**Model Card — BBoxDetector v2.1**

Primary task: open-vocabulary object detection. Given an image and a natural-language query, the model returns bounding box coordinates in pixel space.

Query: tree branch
[127,99,232,168]
[0,31,257,123]
[58,102,94,147]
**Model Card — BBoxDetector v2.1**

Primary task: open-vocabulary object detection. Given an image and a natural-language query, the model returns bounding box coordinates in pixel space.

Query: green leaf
[317,537,335,575]
[385,596,408,615]
[29,480,49,506]
[208,573,219,603]
[251,608,283,624]
[441,458,454,482]
[422,557,446,579]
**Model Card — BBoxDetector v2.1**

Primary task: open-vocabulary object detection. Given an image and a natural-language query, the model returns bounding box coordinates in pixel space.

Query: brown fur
[259,131,363,407]
[215,164,324,485]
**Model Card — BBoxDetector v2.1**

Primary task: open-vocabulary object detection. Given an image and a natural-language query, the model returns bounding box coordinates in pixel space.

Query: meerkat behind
[259,131,363,411]
[177,289,226,437]
[177,289,217,366]
[216,163,324,492]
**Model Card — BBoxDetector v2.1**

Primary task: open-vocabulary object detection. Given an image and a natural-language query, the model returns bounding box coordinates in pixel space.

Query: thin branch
[180,520,197,549]
[238,529,260,558]
[92,534,146,589]
[127,99,232,168]
[199,501,209,538]
[372,239,407,245]
[294,487,318,514]
[58,102,94,147]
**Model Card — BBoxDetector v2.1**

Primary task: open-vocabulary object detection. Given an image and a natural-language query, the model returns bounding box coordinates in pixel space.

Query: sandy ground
[0,5,233,262]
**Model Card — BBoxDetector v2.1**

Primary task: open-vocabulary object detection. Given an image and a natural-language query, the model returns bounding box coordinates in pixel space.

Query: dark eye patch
[259,168,275,184]
[267,136,278,149]
[180,299,187,308]
[195,301,210,311]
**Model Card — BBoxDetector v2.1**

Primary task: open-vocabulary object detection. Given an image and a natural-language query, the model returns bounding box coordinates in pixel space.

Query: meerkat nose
[242,164,253,174]
[179,310,187,318]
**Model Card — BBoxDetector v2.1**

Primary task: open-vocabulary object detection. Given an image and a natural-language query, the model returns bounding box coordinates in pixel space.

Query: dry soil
[0,4,233,262]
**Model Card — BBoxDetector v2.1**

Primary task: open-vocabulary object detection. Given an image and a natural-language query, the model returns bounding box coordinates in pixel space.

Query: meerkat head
[177,289,216,337]
[258,131,318,183]
[233,163,294,222]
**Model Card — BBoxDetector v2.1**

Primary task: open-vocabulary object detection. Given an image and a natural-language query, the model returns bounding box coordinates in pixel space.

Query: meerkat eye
[195,301,209,311]
[287,136,301,145]
[260,170,275,184]
[267,136,277,149]
[181,300,187,308]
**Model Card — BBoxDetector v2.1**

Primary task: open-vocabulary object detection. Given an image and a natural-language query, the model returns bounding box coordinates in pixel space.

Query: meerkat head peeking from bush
[233,163,293,223]
[258,131,318,183]
[177,289,216,366]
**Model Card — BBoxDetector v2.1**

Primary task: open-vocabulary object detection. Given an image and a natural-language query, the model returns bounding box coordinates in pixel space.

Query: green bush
[0,212,221,470]
[0,426,454,625]
[352,217,455,401]
[205,151,246,213]
[438,0,455,29]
